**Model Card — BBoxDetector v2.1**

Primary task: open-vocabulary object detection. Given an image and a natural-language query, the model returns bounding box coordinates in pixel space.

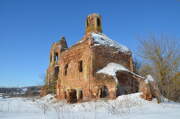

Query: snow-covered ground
[0,93,180,119]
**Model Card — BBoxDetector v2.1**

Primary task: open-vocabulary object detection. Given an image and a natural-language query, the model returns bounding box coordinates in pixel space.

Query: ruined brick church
[43,13,161,103]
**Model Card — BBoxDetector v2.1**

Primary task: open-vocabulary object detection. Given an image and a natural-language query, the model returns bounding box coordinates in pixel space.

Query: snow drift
[0,93,180,119]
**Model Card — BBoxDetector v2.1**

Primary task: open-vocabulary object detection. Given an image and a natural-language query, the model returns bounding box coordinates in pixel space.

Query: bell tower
[86,13,102,34]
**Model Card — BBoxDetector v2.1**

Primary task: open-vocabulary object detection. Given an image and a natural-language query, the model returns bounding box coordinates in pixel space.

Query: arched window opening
[78,60,83,72]
[64,64,68,76]
[67,89,77,103]
[100,86,109,98]
[79,90,83,100]
[97,18,101,27]
[54,53,58,63]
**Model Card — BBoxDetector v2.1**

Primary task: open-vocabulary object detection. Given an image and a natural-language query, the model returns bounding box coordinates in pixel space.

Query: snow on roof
[97,63,129,76]
[145,75,155,84]
[97,62,144,80]
[91,32,131,54]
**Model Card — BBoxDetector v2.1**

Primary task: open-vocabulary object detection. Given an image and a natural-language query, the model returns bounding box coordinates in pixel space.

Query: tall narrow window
[79,60,83,72]
[64,64,68,76]
[54,66,59,77]
[86,19,89,27]
[55,53,58,63]
[97,18,101,27]
[50,54,52,63]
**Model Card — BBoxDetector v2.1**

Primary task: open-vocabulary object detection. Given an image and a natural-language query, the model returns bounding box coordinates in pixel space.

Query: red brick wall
[57,39,94,99]
[92,45,133,74]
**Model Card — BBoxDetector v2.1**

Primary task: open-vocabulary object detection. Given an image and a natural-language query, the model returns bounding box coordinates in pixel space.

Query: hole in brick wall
[67,89,77,103]
[100,86,109,98]
[116,71,139,96]
[64,91,67,99]
[54,53,58,63]
[78,60,83,72]
[54,66,59,77]
[97,18,101,27]
[64,64,68,76]
[79,90,83,100]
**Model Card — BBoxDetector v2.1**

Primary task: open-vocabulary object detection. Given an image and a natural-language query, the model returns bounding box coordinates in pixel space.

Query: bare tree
[53,102,65,119]
[133,58,142,74]
[137,34,180,101]
[36,102,49,119]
